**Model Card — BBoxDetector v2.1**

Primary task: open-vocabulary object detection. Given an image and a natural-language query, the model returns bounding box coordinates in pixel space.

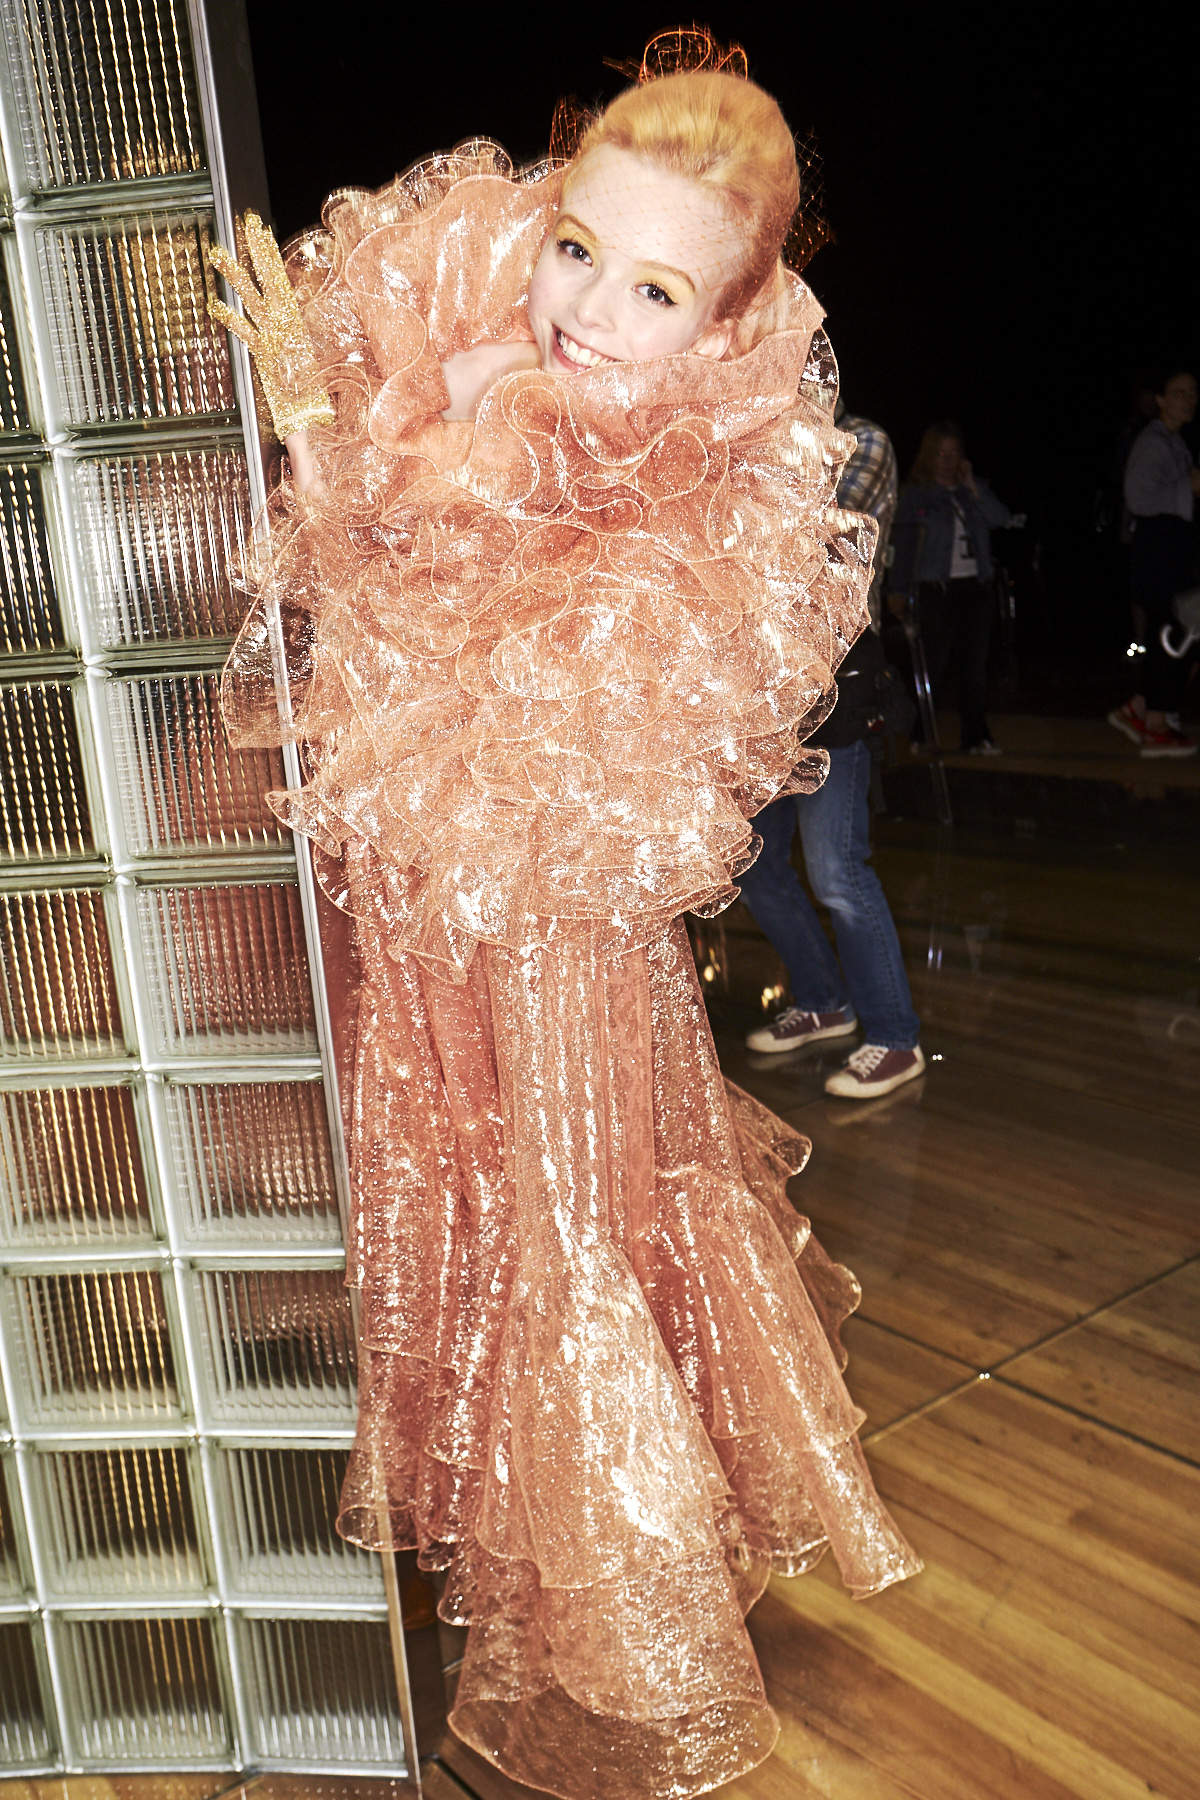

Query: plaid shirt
[836,411,897,623]
[837,410,898,542]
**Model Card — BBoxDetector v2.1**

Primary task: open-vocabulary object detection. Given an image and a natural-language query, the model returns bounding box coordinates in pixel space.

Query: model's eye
[557,236,591,264]
[637,282,675,308]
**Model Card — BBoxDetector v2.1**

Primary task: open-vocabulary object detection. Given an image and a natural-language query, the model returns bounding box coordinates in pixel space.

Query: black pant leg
[1132,516,1195,713]
[914,585,954,738]
[1141,606,1193,712]
[950,577,994,747]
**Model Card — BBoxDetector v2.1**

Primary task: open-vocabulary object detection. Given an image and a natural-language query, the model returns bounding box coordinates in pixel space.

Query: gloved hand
[208,211,334,440]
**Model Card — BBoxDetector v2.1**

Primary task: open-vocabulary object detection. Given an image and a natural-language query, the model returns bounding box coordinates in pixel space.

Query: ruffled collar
[292,146,838,477]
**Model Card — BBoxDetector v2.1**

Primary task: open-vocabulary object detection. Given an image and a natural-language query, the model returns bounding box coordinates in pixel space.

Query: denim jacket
[890,480,1010,590]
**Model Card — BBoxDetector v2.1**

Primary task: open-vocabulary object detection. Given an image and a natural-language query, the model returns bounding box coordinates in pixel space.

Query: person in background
[1108,372,1160,538]
[740,407,924,1100]
[1102,371,1161,651]
[1107,369,1199,759]
[834,397,897,624]
[889,421,1011,753]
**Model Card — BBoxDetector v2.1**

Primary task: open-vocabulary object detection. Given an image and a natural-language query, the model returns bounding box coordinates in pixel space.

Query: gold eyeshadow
[553,234,690,305]
[634,271,683,304]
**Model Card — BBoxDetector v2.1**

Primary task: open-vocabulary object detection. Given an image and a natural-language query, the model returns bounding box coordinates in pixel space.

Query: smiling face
[527,144,746,374]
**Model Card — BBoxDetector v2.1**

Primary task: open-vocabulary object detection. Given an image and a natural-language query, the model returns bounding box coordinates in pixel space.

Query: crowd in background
[859,370,1199,762]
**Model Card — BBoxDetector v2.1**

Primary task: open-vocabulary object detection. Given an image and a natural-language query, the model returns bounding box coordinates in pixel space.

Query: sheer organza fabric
[222,144,921,1799]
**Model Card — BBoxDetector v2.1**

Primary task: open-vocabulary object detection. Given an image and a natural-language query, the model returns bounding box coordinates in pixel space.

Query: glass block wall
[0,0,414,1775]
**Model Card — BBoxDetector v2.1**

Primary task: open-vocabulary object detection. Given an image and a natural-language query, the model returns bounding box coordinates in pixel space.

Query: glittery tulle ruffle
[221,149,920,1800]
[222,146,874,970]
[334,901,920,1800]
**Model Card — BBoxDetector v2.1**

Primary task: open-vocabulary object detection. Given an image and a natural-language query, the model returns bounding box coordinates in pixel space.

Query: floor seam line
[855,1255,1200,1450]
[989,1374,1200,1470]
[863,1369,1200,1470]
[855,1249,1200,1380]
[986,1250,1200,1375]
[851,1312,977,1367]
[861,1375,983,1446]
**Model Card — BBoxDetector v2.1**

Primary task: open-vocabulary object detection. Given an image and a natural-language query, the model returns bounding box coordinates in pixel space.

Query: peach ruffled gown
[222,144,922,1800]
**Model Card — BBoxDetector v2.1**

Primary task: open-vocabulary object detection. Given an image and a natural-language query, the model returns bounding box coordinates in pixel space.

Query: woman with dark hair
[889,420,1011,753]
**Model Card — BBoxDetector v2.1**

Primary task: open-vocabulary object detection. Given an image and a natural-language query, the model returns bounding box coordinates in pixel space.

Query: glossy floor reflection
[436,748,1200,1800]
[698,751,1200,1800]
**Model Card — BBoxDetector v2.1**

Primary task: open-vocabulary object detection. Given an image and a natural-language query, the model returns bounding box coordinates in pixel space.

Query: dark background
[243,2,1196,706]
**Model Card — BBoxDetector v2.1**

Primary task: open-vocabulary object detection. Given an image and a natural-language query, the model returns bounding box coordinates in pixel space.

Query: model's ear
[690,318,738,360]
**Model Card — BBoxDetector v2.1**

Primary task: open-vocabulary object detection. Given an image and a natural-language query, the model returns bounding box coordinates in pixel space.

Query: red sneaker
[1140,725,1197,759]
[1107,703,1147,746]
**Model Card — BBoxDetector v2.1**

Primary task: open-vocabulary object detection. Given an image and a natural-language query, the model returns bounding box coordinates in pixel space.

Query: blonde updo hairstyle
[564,57,801,325]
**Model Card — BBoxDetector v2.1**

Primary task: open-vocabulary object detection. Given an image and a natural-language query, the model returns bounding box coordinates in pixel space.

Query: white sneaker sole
[745,1016,858,1053]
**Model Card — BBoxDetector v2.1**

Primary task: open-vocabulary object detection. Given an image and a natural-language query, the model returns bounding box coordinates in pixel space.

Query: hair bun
[604,25,750,83]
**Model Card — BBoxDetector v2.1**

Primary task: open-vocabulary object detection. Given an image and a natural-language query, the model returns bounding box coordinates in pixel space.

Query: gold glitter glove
[208,211,335,439]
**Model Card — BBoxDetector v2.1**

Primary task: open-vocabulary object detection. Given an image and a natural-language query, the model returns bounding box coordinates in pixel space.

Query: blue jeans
[737,740,920,1051]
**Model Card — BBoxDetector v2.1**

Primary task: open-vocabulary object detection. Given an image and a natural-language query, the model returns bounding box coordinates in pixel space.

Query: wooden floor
[699,743,1200,1800]
[8,738,1198,1797]
[443,738,1200,1800]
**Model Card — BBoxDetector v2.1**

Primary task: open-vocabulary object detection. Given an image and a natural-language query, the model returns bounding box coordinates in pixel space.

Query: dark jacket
[809,627,900,749]
[890,480,1010,590]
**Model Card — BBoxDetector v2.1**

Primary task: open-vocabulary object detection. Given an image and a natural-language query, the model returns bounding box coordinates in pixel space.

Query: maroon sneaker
[825,1044,926,1098]
[746,1007,858,1054]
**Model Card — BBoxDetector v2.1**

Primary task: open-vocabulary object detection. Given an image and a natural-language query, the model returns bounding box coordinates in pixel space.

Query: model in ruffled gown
[209,32,922,1800]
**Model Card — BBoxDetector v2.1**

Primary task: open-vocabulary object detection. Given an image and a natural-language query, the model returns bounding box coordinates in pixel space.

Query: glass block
[5,1267,179,1426]
[136,883,317,1058]
[217,1447,382,1600]
[0,252,32,432]
[192,1267,355,1426]
[0,463,60,650]
[107,672,288,855]
[36,213,234,427]
[59,1615,229,1762]
[0,1618,54,1764]
[239,1615,405,1764]
[0,0,205,188]
[0,1082,152,1246]
[166,1079,340,1246]
[30,1444,204,1598]
[72,445,252,648]
[0,886,123,1059]
[0,1452,23,1597]
[0,680,91,859]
